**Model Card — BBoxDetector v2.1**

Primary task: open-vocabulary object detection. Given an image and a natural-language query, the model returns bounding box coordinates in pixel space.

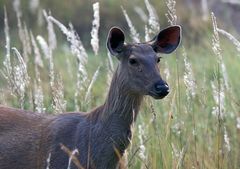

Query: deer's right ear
[107,27,125,56]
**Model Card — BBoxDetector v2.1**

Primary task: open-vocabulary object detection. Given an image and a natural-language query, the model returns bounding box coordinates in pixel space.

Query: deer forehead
[129,44,157,60]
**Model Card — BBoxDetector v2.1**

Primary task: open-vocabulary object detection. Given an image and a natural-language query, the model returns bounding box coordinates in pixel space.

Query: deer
[0,25,181,169]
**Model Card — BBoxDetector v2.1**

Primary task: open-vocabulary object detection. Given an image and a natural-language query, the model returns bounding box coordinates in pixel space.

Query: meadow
[0,0,240,169]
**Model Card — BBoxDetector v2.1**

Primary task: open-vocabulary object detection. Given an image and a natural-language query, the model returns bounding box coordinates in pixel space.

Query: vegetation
[0,0,240,168]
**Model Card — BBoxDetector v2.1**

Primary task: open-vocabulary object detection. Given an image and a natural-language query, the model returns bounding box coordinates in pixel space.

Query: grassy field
[0,1,240,169]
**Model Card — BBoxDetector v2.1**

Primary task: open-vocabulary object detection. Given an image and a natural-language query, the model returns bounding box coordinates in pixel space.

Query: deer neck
[101,65,143,126]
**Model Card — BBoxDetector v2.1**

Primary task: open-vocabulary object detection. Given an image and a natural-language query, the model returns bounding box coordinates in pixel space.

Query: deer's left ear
[150,25,182,54]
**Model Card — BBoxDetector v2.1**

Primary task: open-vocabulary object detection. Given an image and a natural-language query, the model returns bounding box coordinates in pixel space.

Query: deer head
[107,25,181,99]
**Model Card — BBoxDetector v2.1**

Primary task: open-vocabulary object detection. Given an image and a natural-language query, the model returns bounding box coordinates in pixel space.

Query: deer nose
[154,81,169,96]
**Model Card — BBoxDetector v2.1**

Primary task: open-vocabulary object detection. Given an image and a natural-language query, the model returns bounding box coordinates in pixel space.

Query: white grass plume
[121,6,140,43]
[11,48,30,108]
[224,126,231,152]
[31,32,45,113]
[36,35,50,59]
[163,61,170,81]
[145,25,151,42]
[48,16,88,111]
[165,0,177,25]
[176,145,187,168]
[43,10,57,50]
[23,23,32,57]
[138,124,146,160]
[2,7,12,80]
[217,28,240,53]
[46,153,51,169]
[211,81,225,119]
[52,75,66,114]
[2,10,30,108]
[36,35,66,114]
[237,117,240,129]
[144,0,160,34]
[30,32,43,68]
[211,13,222,61]
[211,13,229,90]
[91,2,100,55]
[34,80,45,113]
[107,51,114,72]
[48,16,88,64]
[85,66,101,104]
[37,35,54,88]
[183,48,196,100]
[16,11,31,63]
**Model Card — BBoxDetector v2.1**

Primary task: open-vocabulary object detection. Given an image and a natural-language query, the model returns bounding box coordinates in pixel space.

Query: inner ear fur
[150,25,182,54]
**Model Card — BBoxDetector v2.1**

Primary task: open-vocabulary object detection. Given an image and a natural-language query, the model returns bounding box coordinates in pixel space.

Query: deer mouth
[148,91,168,99]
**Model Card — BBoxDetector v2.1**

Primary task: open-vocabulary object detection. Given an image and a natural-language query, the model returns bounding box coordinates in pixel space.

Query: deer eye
[129,58,138,66]
[157,57,161,63]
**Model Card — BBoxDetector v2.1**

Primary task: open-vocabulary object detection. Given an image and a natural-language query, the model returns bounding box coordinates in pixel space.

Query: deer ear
[107,27,125,56]
[150,25,181,54]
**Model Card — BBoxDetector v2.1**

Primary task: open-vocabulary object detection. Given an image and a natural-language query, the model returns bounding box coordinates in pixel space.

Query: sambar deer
[0,25,181,169]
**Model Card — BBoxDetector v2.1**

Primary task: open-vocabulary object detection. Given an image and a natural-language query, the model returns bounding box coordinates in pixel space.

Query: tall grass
[1,1,240,169]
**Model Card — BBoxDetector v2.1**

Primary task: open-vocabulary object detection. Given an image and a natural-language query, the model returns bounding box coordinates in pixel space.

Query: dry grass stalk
[144,25,151,42]
[45,153,51,169]
[48,16,88,111]
[33,80,45,113]
[91,2,100,55]
[183,48,196,100]
[211,81,225,119]
[60,144,84,169]
[2,7,12,82]
[36,35,54,87]
[163,61,170,81]
[15,6,31,63]
[138,125,146,161]
[48,16,88,64]
[217,28,240,52]
[52,75,66,114]
[11,48,30,108]
[121,6,140,43]
[85,66,101,104]
[2,8,30,109]
[43,10,57,50]
[144,0,160,34]
[211,13,229,90]
[237,117,240,129]
[31,32,45,113]
[30,32,43,68]
[223,126,231,152]
[165,0,177,25]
